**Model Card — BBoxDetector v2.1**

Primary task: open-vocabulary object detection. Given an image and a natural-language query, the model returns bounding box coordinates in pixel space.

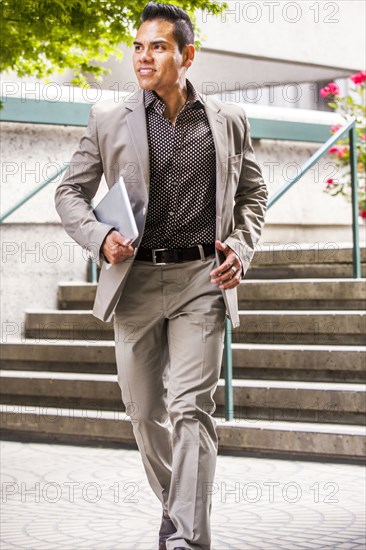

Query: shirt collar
[143,78,203,114]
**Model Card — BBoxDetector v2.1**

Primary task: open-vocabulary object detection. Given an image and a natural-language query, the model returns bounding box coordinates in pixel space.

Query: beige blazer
[55,86,267,328]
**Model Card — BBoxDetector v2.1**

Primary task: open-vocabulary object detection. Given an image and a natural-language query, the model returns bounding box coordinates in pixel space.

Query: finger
[210,258,235,279]
[108,244,135,264]
[116,238,133,248]
[108,241,133,257]
[111,231,132,247]
[219,272,241,289]
[210,258,240,281]
[213,270,237,287]
[211,261,242,284]
[220,279,240,290]
[214,240,229,254]
[124,245,135,256]
[113,246,132,260]
[211,269,232,285]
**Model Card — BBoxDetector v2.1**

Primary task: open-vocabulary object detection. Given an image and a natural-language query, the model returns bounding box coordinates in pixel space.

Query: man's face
[133,18,189,94]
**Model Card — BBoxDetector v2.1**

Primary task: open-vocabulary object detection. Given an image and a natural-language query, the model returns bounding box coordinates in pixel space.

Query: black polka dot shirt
[139,78,216,249]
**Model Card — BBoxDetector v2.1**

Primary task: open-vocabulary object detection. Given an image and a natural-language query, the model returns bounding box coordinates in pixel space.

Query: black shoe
[158,510,177,550]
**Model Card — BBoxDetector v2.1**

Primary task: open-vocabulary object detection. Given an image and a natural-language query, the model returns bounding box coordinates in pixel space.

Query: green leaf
[0,0,226,100]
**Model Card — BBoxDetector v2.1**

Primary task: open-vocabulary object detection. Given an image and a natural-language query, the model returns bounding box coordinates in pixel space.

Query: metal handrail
[0,165,67,223]
[223,116,361,421]
[267,116,360,277]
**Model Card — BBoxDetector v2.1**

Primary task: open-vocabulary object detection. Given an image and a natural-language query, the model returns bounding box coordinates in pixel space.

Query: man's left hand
[210,240,242,289]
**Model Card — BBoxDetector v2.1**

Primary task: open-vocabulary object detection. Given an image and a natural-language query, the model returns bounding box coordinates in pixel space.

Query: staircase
[1,244,365,462]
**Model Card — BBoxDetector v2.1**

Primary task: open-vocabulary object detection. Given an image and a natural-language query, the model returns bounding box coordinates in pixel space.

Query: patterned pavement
[0,440,365,550]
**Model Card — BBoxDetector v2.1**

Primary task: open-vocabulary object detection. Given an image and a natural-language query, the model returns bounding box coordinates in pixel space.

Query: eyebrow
[133,39,170,46]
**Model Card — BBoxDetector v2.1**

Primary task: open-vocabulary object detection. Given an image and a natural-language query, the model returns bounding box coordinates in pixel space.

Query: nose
[139,46,153,63]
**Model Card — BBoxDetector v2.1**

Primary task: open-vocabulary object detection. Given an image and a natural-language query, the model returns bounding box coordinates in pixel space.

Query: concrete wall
[1,122,108,340]
[196,0,365,70]
[0,106,363,338]
[1,224,87,341]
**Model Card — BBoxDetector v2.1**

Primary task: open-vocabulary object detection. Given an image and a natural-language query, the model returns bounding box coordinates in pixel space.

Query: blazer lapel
[198,94,239,328]
[199,94,229,226]
[125,90,150,195]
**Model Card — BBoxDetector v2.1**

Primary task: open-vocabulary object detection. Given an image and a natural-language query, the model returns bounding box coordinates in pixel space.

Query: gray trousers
[113,254,226,550]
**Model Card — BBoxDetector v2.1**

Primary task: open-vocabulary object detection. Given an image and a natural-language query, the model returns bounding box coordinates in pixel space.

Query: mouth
[138,68,155,76]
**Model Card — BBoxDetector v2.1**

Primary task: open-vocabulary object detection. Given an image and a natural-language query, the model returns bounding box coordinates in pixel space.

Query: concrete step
[0,340,117,373]
[1,404,364,462]
[1,340,365,382]
[0,404,135,446]
[236,310,366,345]
[232,343,366,382]
[216,418,366,461]
[6,244,365,460]
[250,243,366,266]
[58,282,97,310]
[57,279,366,310]
[247,244,366,279]
[24,310,366,345]
[247,263,366,279]
[1,370,365,425]
[25,310,112,340]
[238,279,366,310]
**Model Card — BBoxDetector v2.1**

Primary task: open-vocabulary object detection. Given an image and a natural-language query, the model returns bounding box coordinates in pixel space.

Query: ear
[183,44,195,69]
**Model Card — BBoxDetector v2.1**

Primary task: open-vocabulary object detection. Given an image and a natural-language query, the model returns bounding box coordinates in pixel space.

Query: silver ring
[231,266,237,275]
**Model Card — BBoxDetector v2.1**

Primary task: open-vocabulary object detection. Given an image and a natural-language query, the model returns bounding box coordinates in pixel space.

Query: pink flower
[350,71,366,85]
[329,145,348,158]
[326,178,335,186]
[320,82,340,97]
[331,124,342,133]
[361,210,366,220]
[360,134,366,141]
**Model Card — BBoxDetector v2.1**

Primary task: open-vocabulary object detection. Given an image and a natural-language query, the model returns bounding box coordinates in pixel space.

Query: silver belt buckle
[152,248,169,265]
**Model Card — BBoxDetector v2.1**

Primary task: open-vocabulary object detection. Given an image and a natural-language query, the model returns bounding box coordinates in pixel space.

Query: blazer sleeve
[54,104,115,264]
[223,110,268,277]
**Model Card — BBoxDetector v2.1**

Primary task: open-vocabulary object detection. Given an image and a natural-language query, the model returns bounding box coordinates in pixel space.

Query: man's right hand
[101,229,135,265]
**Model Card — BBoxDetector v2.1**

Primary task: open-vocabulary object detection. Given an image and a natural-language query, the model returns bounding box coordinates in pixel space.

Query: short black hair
[140,2,194,52]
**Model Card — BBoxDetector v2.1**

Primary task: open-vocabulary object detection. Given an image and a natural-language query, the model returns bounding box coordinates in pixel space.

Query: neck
[155,82,189,119]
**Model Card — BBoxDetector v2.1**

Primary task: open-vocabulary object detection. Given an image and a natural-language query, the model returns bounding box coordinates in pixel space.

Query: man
[55,2,267,549]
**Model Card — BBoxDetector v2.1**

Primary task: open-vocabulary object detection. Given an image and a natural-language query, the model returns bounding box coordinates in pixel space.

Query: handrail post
[87,259,98,283]
[87,197,99,284]
[349,125,361,279]
[223,318,234,421]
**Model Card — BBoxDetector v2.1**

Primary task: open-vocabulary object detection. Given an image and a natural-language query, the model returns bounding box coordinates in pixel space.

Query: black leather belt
[135,243,216,264]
